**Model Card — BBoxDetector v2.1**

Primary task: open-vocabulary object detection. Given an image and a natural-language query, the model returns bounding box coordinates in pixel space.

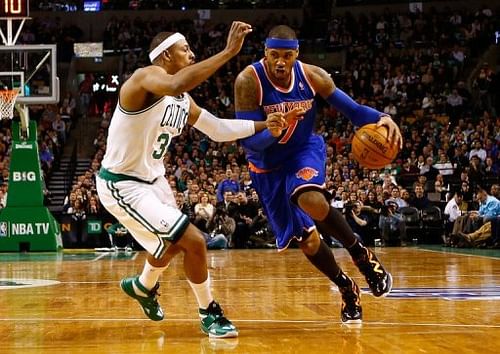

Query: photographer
[208,205,236,248]
[345,201,371,245]
[378,201,407,246]
[248,207,275,248]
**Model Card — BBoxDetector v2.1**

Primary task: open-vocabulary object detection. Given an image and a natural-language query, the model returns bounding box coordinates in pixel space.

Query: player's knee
[297,191,329,221]
[177,225,207,255]
[162,243,183,260]
[188,232,207,255]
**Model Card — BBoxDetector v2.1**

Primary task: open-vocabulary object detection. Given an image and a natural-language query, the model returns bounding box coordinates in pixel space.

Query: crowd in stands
[35,0,304,11]
[102,12,300,79]
[51,5,500,248]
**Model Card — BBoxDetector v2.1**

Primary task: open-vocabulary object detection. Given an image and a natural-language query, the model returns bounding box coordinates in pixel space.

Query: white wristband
[193,109,255,142]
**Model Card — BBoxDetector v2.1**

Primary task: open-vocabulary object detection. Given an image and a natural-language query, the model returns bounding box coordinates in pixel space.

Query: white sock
[134,261,168,296]
[187,274,214,310]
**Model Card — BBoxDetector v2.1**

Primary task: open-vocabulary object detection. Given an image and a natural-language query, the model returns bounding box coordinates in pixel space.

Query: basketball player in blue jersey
[96,22,289,338]
[234,25,403,324]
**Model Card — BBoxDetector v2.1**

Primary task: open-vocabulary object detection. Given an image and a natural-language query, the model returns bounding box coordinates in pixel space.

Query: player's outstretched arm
[124,21,252,101]
[305,64,402,148]
[187,95,284,142]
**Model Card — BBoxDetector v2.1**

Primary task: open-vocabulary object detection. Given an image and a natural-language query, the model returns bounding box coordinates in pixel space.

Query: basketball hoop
[0,89,19,120]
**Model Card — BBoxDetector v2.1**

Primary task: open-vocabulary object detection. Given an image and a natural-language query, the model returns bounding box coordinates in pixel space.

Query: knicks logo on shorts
[296,167,319,181]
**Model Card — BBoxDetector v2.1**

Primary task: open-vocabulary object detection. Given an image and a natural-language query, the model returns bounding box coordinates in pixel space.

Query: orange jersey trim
[248,162,277,174]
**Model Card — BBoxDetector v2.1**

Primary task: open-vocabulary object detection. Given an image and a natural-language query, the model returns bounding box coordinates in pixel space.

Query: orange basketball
[351,123,399,169]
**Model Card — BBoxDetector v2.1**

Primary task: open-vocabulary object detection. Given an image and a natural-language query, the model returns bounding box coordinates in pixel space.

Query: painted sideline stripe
[0,318,498,328]
[415,247,500,260]
[58,274,500,284]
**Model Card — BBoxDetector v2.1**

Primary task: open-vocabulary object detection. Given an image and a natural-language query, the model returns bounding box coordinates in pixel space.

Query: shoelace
[207,303,233,327]
[147,283,161,300]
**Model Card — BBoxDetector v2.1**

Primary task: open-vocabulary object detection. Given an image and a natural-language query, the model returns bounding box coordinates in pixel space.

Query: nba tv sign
[0,222,52,237]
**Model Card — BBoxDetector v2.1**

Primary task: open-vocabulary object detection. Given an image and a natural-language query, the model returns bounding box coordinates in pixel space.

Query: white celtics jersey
[102,94,190,182]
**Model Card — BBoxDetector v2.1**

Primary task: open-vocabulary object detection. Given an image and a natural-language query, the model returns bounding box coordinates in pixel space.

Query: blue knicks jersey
[245,59,318,169]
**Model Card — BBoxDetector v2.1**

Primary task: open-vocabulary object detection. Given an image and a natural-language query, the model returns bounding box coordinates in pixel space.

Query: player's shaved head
[268,25,296,39]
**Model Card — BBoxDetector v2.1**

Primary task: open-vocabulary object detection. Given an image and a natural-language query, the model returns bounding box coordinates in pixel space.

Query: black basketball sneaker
[353,247,393,297]
[339,280,362,324]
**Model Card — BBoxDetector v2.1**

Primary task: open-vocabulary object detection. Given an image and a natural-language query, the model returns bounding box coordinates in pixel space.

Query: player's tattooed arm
[234,67,260,112]
[234,68,286,136]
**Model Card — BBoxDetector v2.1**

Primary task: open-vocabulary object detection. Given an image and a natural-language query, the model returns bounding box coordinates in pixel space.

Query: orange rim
[0,89,19,100]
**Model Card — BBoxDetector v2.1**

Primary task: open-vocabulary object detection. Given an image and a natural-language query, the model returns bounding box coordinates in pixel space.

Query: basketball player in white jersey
[96,22,289,338]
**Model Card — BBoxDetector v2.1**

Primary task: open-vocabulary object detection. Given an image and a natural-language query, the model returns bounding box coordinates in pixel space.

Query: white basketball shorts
[96,174,189,259]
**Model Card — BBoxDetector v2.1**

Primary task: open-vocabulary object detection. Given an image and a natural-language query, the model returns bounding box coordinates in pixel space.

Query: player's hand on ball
[377,114,403,149]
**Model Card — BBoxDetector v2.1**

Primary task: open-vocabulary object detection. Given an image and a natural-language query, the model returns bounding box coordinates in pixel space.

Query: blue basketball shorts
[249,136,327,250]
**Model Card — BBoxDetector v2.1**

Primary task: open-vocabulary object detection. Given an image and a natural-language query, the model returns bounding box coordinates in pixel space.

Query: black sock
[316,206,366,259]
[305,239,351,288]
[347,240,366,260]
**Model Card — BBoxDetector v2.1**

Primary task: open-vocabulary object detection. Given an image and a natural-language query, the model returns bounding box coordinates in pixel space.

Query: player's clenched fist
[265,112,287,137]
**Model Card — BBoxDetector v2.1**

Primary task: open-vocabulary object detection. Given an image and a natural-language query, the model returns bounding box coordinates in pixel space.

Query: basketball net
[0,89,19,120]
[0,88,29,139]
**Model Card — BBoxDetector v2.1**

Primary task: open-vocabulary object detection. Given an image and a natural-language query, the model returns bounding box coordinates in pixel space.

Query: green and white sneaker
[120,276,164,321]
[199,301,238,338]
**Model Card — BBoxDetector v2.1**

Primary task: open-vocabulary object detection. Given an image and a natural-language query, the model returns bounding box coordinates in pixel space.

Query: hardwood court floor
[0,247,499,354]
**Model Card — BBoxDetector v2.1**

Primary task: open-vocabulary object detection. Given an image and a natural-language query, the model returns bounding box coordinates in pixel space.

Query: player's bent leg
[175,224,210,283]
[120,243,184,321]
[296,189,367,251]
[297,190,392,297]
[299,230,362,323]
[297,190,361,248]
[295,189,330,221]
[177,224,238,338]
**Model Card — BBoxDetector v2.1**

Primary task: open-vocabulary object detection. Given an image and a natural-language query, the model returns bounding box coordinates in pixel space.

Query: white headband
[149,33,186,63]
